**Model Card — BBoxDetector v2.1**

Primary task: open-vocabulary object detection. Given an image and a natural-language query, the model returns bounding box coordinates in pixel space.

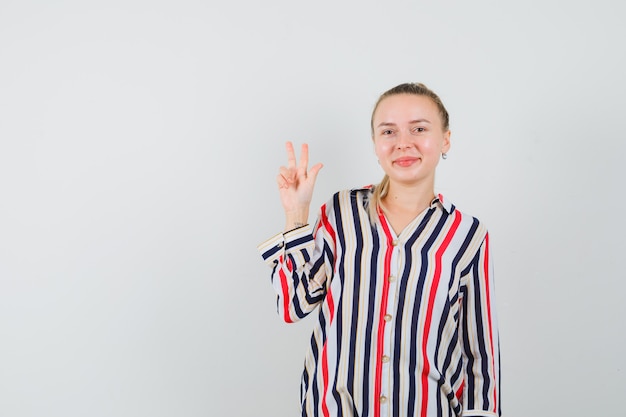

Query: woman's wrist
[284,221,308,232]
[284,208,309,231]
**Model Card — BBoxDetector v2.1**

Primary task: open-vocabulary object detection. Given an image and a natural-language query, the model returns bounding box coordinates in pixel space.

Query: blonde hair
[368,83,450,223]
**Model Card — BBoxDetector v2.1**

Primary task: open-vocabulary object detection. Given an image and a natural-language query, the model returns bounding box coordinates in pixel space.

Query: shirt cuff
[257,225,315,267]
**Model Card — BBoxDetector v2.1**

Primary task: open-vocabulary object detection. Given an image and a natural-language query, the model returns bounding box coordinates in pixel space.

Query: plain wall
[1,0,624,416]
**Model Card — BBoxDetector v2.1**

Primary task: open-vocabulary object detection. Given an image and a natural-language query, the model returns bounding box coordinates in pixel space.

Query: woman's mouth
[393,157,420,167]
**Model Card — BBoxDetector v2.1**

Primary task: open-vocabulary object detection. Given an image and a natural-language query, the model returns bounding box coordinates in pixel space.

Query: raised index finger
[285,141,297,168]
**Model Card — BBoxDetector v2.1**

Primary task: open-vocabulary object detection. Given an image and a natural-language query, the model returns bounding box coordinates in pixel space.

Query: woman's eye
[412,127,426,133]
[382,130,393,135]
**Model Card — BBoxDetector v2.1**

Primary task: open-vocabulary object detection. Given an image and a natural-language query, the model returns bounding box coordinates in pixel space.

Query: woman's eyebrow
[376,119,432,128]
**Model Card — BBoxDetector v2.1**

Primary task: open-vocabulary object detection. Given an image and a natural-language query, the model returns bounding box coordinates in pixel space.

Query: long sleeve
[257,189,501,416]
[459,232,501,417]
[258,207,335,323]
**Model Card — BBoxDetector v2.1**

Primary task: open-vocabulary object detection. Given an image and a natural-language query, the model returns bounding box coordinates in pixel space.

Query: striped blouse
[258,186,500,417]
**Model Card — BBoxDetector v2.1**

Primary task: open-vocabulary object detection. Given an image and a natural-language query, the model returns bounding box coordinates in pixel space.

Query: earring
[441,153,448,160]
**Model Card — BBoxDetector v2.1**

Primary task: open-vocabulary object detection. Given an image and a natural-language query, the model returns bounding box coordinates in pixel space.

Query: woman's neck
[383,181,435,214]
[381,181,436,234]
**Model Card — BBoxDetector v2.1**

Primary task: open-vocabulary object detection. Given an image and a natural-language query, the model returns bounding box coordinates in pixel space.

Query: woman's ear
[442,130,451,153]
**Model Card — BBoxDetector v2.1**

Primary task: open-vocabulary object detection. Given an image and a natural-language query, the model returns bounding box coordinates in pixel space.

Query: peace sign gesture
[277,141,323,231]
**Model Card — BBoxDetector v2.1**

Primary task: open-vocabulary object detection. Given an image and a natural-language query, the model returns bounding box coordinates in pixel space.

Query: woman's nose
[396,132,413,149]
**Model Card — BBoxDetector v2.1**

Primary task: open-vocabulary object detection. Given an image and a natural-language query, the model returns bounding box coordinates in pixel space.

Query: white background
[1,1,624,416]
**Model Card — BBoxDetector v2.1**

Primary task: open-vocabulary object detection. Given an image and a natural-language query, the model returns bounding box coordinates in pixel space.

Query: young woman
[258,83,501,417]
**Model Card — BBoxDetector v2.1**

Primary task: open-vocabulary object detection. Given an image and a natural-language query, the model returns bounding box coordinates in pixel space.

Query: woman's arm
[460,232,501,416]
[257,142,328,323]
[258,214,333,323]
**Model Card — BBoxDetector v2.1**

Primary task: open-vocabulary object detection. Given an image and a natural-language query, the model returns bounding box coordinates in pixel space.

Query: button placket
[380,241,400,415]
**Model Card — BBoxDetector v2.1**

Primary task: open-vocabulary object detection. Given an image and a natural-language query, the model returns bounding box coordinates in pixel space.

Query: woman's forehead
[374,94,441,123]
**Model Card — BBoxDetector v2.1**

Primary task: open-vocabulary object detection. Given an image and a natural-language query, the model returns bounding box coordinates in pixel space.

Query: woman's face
[372,94,450,188]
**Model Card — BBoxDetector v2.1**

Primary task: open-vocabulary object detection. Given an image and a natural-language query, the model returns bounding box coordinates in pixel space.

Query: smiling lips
[393,156,420,167]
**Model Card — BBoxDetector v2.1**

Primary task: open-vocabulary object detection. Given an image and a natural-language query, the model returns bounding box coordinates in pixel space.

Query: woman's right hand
[277,141,323,231]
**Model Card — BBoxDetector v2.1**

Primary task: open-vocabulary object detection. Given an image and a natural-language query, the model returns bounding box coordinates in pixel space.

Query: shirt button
[392,240,398,246]
[388,275,396,283]
[380,396,388,404]
[382,355,390,363]
[384,314,392,322]
[277,241,284,248]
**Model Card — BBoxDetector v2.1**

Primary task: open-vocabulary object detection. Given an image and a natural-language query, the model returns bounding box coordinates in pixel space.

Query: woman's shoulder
[439,194,490,237]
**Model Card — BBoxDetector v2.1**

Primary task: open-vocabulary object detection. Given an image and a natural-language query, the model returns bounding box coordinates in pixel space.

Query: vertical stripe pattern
[258,187,501,417]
